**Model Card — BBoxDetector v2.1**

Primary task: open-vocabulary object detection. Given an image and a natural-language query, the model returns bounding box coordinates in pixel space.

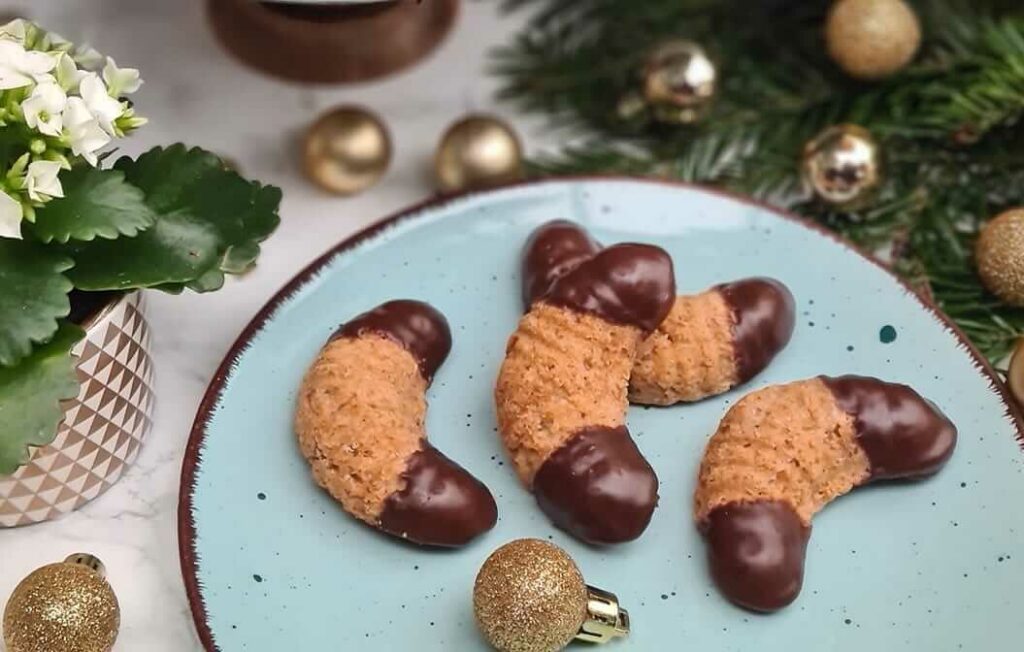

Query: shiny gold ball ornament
[434,114,523,193]
[976,209,1024,307]
[642,40,716,124]
[826,0,921,80]
[3,554,119,652]
[473,539,630,652]
[1007,338,1024,408]
[303,106,391,196]
[802,124,881,206]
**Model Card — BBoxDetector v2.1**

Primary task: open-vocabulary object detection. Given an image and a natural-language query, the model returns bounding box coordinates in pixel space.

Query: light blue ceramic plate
[180,179,1024,651]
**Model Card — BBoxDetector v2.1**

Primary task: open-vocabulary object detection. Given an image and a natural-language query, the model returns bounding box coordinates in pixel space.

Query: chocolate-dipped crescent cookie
[694,376,957,611]
[496,223,675,544]
[295,300,497,547]
[521,221,796,406]
[630,278,795,405]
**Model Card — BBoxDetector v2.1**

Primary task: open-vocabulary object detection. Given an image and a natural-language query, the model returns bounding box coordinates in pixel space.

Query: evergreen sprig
[495,0,1024,367]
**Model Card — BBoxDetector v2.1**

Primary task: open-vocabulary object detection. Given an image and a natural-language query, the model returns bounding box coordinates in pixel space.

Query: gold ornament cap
[303,105,392,196]
[3,554,119,652]
[473,539,629,652]
[434,114,523,194]
[976,209,1024,307]
[803,124,881,207]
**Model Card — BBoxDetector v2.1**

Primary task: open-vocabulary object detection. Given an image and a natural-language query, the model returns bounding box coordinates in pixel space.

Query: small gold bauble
[474,539,588,652]
[976,208,1024,307]
[434,114,523,193]
[826,0,921,80]
[642,39,716,124]
[802,124,881,206]
[1008,339,1024,407]
[303,106,391,196]
[473,539,630,652]
[3,554,119,652]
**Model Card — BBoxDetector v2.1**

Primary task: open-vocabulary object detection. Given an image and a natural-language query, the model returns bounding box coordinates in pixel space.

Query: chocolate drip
[379,445,498,547]
[821,375,958,480]
[521,220,601,309]
[532,426,659,544]
[520,220,676,333]
[544,244,676,334]
[716,278,795,383]
[701,500,809,613]
[332,299,451,382]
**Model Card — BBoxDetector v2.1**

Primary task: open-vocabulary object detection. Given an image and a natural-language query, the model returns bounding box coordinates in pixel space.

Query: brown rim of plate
[177,175,1024,651]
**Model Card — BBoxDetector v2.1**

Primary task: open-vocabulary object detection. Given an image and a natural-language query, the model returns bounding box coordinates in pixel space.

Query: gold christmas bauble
[642,40,716,124]
[3,554,119,652]
[303,106,391,196]
[976,208,1024,307]
[473,539,630,652]
[826,0,921,80]
[802,124,881,206]
[474,539,588,652]
[434,114,523,193]
[1008,338,1024,407]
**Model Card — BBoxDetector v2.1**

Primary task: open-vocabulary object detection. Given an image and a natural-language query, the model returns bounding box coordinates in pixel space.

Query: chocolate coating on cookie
[332,299,451,382]
[717,278,796,383]
[702,500,809,612]
[821,375,958,480]
[379,445,498,547]
[522,220,601,309]
[544,243,676,334]
[533,426,659,544]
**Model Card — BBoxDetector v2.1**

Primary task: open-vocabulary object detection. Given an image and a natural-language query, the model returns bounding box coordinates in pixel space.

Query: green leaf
[0,239,73,367]
[60,145,282,292]
[0,323,83,475]
[29,166,158,243]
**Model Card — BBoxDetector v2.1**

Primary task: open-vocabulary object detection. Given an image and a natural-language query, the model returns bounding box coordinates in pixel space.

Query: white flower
[25,160,64,202]
[0,190,23,239]
[54,52,84,92]
[0,19,26,44]
[22,80,67,137]
[63,97,110,165]
[102,57,141,96]
[72,44,102,69]
[79,72,123,135]
[0,39,56,89]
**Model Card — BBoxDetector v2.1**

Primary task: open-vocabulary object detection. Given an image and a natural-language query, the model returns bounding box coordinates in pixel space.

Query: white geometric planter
[0,291,154,527]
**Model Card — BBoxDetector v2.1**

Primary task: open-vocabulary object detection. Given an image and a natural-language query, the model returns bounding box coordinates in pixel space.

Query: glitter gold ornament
[1007,338,1024,407]
[976,208,1024,307]
[642,39,716,124]
[3,554,119,652]
[473,539,629,652]
[802,124,881,206]
[434,114,523,193]
[303,106,391,196]
[826,0,921,80]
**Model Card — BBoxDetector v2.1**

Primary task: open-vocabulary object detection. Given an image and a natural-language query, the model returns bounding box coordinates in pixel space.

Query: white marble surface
[0,2,545,649]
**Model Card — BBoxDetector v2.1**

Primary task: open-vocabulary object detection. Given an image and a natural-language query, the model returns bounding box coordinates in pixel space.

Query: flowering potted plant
[0,20,281,526]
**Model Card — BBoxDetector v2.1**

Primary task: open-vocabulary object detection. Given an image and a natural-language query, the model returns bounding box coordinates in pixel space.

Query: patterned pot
[0,292,154,527]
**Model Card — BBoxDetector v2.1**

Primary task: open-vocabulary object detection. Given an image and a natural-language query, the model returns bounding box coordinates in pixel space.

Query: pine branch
[497,0,1024,366]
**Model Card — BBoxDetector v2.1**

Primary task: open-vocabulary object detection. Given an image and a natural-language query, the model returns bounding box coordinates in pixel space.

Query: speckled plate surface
[180,179,1024,651]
